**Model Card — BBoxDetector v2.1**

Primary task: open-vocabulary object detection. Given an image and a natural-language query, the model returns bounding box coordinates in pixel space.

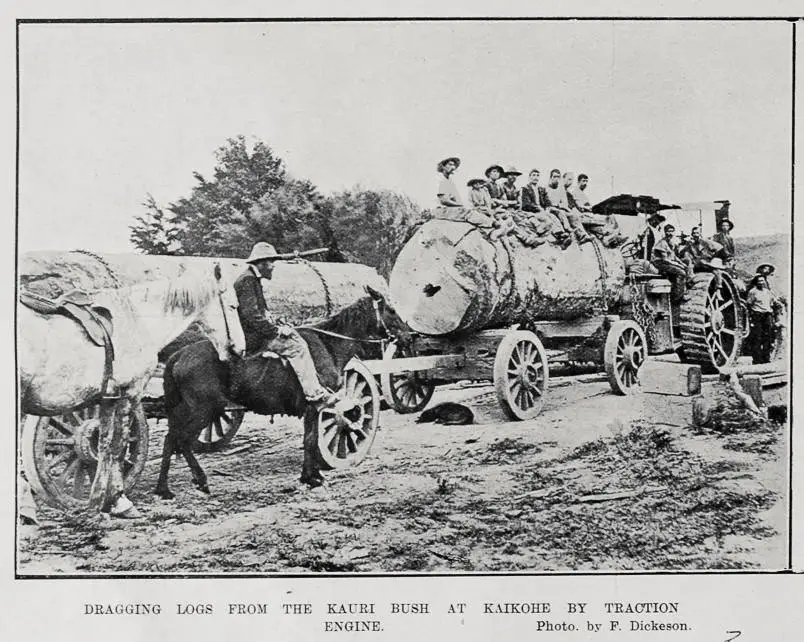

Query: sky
[18,20,793,253]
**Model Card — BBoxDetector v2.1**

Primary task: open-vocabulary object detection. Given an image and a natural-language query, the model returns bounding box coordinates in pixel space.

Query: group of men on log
[435,156,625,251]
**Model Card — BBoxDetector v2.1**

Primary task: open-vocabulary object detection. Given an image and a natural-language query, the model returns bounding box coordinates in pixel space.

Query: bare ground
[17,379,789,574]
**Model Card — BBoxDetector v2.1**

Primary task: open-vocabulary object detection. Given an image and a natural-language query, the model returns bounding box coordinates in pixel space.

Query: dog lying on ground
[416,402,474,425]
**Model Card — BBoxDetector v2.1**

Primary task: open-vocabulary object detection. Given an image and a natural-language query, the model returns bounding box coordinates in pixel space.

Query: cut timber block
[639,360,702,396]
[741,374,764,407]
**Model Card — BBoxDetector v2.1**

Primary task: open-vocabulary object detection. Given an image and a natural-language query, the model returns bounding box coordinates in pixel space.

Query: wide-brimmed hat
[467,178,487,188]
[647,212,667,223]
[703,257,726,270]
[718,218,735,231]
[503,165,522,177]
[437,156,461,173]
[246,242,285,263]
[756,263,775,275]
[485,164,504,178]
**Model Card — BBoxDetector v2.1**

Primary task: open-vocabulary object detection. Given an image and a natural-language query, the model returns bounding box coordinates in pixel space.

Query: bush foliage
[129,135,427,277]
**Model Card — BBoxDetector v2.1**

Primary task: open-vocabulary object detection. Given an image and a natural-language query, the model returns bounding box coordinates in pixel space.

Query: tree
[323,187,427,278]
[129,194,181,255]
[164,135,292,256]
[130,136,428,274]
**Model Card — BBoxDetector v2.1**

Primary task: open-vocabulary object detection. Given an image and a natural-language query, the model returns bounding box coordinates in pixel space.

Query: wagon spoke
[353,379,367,400]
[49,417,75,436]
[46,438,75,448]
[48,449,75,472]
[346,373,358,397]
[72,461,86,494]
[337,433,348,459]
[320,416,337,434]
[59,458,80,488]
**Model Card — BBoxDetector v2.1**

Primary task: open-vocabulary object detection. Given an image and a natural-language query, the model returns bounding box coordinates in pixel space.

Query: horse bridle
[297,297,394,347]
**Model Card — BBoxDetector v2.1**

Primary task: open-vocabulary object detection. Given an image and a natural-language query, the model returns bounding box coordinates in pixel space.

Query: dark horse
[154,286,409,499]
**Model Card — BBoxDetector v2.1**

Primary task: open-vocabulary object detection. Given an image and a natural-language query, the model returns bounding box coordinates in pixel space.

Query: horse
[154,285,410,499]
[19,261,246,511]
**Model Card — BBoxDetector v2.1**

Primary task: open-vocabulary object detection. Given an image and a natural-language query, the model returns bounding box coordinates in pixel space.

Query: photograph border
[14,14,798,580]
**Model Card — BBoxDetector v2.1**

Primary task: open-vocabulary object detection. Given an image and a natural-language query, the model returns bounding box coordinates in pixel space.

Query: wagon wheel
[493,330,549,421]
[21,401,149,511]
[604,320,647,395]
[317,360,381,470]
[380,342,435,414]
[194,408,246,452]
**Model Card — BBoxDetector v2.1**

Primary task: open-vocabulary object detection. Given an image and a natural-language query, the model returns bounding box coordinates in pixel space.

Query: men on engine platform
[651,224,691,303]
[711,218,736,267]
[679,226,723,272]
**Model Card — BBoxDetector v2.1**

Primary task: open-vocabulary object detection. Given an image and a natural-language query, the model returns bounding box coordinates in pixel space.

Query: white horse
[19,262,246,513]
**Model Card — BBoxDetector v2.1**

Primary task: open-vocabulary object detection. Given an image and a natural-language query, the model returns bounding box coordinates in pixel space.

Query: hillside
[734,232,790,294]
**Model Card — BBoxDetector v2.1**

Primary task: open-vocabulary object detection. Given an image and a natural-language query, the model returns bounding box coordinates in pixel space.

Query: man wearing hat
[437,156,463,208]
[651,224,690,302]
[234,242,338,409]
[484,164,505,207]
[745,274,778,364]
[640,211,666,261]
[711,218,735,265]
[499,166,522,209]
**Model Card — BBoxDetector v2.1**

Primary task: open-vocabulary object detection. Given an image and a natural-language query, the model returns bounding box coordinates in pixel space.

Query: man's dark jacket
[234,268,279,353]
[521,184,546,213]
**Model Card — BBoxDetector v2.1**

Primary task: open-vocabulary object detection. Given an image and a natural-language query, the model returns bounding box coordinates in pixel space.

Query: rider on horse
[235,242,340,410]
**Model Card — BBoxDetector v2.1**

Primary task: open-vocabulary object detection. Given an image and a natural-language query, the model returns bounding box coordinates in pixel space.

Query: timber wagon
[369,196,746,420]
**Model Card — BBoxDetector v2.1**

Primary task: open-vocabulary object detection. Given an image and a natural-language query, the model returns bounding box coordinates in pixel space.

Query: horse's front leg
[300,407,324,488]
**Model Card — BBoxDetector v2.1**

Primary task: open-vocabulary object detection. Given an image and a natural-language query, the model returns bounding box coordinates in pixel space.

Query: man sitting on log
[569,173,626,248]
[651,224,691,303]
[543,169,592,244]
[518,168,570,249]
[436,156,463,208]
[484,164,506,208]
[235,243,339,411]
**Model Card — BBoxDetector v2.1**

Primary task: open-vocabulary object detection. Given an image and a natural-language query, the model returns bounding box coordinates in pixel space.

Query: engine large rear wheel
[679,272,744,373]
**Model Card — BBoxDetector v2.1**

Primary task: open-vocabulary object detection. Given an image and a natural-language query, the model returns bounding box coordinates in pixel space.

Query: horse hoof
[300,473,325,488]
[154,488,175,500]
[191,478,211,494]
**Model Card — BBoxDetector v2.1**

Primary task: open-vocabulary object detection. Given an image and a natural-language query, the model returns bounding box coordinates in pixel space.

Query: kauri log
[389,219,626,335]
[20,252,388,326]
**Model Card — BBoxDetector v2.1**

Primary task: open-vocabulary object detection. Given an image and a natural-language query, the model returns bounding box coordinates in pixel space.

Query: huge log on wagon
[20,251,388,326]
[389,219,626,336]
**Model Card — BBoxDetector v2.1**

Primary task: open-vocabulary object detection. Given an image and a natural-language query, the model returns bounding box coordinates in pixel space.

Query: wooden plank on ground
[639,360,701,396]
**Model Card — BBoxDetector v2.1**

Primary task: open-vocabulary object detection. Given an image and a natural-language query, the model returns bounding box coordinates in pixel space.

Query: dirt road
[18,378,788,574]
